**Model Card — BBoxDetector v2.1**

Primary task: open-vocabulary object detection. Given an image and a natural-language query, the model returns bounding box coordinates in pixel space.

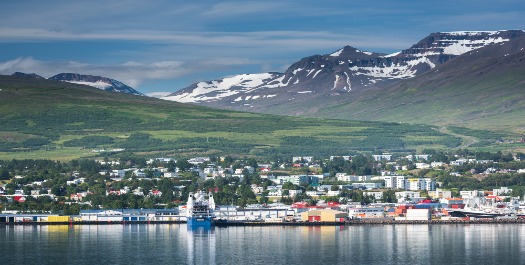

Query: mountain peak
[328,45,383,59]
[11,72,45,79]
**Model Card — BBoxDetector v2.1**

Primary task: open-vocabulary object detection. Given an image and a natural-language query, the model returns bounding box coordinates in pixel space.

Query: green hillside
[0,75,519,160]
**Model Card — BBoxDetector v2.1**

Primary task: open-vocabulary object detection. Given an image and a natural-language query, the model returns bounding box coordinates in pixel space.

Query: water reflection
[186,227,216,265]
[2,224,525,264]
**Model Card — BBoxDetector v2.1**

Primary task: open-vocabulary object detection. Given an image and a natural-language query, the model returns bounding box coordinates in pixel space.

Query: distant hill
[0,74,495,160]
[11,72,45,79]
[163,30,525,131]
[48,73,144,96]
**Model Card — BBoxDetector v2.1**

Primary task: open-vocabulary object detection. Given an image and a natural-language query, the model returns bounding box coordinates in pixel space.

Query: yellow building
[301,209,348,222]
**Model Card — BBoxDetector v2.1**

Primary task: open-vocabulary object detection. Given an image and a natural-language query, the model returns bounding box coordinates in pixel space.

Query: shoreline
[2,218,525,226]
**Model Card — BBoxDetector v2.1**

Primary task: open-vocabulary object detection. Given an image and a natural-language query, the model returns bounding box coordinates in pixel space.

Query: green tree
[176,159,192,172]
[0,168,10,180]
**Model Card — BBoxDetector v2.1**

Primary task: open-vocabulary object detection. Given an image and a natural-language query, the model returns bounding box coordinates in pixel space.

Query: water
[1,224,525,264]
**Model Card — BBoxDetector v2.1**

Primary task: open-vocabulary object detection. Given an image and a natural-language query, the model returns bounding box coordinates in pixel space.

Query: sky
[0,0,524,96]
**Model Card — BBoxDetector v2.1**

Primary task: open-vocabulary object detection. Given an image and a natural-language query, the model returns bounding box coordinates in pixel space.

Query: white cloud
[146,92,172,98]
[0,56,264,89]
[0,57,188,88]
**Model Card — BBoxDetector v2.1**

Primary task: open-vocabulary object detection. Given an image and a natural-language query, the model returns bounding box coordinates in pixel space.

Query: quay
[2,218,525,226]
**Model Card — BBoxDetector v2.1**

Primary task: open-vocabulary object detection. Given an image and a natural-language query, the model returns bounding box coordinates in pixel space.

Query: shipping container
[48,216,70,222]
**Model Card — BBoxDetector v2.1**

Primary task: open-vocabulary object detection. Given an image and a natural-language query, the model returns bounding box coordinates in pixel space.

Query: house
[133,170,146,178]
[431,162,444,168]
[163,172,178,178]
[493,187,512,196]
[306,191,325,197]
[395,191,421,203]
[406,154,430,161]
[415,163,430,169]
[327,190,341,196]
[188,157,210,165]
[330,156,351,161]
[292,156,313,163]
[268,188,283,196]
[66,178,85,186]
[13,196,26,203]
[350,182,383,190]
[363,191,383,201]
[428,189,452,199]
[133,187,144,196]
[111,170,126,178]
[288,189,303,197]
[149,189,163,197]
[450,160,464,166]
[251,185,264,194]
[373,154,392,161]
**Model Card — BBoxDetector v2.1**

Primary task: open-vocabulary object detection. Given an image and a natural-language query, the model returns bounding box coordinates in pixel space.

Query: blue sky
[1,0,524,96]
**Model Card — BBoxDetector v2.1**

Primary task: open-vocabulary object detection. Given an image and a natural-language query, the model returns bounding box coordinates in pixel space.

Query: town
[1,149,525,224]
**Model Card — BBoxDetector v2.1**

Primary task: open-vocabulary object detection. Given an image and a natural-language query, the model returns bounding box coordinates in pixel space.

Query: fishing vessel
[186,191,216,228]
[445,196,521,218]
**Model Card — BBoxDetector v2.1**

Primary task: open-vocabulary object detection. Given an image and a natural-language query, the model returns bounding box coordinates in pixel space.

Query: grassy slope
[0,75,472,160]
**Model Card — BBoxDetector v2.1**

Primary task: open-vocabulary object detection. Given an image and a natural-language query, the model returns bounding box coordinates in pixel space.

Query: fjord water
[1,224,524,264]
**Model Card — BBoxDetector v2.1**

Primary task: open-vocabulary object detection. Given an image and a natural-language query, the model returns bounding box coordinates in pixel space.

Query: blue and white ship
[186,191,216,228]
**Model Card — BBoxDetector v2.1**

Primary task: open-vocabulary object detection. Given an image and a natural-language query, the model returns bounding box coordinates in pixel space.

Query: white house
[363,191,383,201]
[373,154,392,161]
[268,188,283,197]
[493,187,512,196]
[395,191,421,203]
[289,189,303,197]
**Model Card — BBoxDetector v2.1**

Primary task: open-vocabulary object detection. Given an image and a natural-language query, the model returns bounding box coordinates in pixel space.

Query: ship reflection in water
[186,227,216,264]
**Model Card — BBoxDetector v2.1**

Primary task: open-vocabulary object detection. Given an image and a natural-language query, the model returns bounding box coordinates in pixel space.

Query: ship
[445,196,523,219]
[186,191,216,228]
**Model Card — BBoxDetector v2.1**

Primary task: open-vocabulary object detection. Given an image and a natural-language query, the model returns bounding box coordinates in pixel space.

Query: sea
[1,223,524,265]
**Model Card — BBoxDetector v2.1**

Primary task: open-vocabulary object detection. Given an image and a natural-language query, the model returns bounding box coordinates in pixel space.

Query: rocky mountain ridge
[163,30,525,110]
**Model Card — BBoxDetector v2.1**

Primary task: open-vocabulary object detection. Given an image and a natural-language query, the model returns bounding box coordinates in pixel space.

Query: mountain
[317,34,525,130]
[11,72,45,79]
[49,73,144,96]
[0,74,476,160]
[163,30,525,129]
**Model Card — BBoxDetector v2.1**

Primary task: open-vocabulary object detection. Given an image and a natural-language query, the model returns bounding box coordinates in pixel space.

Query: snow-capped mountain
[49,73,143,96]
[164,30,525,108]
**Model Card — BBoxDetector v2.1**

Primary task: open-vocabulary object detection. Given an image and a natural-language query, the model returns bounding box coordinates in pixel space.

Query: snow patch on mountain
[330,48,344,57]
[164,73,284,103]
[351,55,437,80]
[440,37,509,55]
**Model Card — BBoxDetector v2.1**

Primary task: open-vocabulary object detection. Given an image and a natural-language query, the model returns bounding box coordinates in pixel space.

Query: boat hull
[187,216,214,229]
[446,208,518,219]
